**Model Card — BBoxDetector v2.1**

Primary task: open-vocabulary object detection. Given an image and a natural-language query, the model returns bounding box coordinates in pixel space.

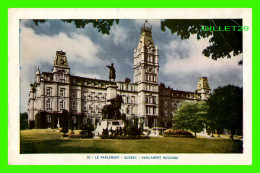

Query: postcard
[8,8,252,165]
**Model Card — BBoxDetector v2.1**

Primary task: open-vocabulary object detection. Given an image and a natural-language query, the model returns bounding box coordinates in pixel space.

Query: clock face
[60,60,64,64]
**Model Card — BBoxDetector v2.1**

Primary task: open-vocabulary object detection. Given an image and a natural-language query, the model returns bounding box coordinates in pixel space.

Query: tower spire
[142,20,151,29]
[54,50,69,68]
[134,21,159,128]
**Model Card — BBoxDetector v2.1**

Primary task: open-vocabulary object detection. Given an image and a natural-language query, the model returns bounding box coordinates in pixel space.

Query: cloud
[20,23,105,112]
[160,35,243,91]
[162,35,241,74]
[110,25,128,45]
[20,27,103,67]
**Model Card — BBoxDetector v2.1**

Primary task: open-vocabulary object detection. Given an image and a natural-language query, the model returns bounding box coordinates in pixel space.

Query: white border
[8,8,252,165]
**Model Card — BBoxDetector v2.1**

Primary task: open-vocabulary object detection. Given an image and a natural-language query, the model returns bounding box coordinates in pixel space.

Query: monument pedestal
[93,82,125,137]
[94,119,125,137]
[107,84,118,101]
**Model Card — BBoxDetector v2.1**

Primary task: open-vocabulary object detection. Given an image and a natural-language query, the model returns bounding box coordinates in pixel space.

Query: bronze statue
[101,94,123,120]
[107,63,116,82]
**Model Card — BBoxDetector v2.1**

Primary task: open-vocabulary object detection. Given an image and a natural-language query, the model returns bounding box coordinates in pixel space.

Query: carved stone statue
[107,63,116,82]
[101,94,123,120]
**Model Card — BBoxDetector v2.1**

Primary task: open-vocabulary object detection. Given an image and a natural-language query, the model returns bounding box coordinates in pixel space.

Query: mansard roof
[70,75,111,84]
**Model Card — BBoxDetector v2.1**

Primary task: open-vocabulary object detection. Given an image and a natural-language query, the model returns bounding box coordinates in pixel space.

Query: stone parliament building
[27,22,211,130]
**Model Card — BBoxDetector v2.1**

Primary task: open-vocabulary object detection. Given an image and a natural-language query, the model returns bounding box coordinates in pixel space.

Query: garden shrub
[80,123,94,138]
[164,129,194,138]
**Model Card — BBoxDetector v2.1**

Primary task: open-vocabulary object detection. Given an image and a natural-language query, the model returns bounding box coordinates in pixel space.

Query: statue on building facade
[107,63,116,82]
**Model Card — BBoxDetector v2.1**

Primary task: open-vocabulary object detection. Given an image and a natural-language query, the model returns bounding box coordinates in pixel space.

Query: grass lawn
[20,129,243,154]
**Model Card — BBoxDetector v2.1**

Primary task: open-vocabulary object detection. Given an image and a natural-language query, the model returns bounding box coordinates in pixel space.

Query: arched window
[58,71,65,80]
[72,91,76,98]
[131,96,135,104]
[60,88,65,97]
[60,100,65,110]
[46,99,51,108]
[46,87,52,96]
[72,101,76,110]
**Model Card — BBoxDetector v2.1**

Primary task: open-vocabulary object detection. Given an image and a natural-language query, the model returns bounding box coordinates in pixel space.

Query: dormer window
[59,71,64,80]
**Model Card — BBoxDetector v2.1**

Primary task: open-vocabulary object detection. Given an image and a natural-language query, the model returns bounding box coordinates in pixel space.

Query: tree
[20,112,28,130]
[80,122,94,138]
[161,19,243,63]
[61,110,69,136]
[173,101,207,137]
[206,85,243,139]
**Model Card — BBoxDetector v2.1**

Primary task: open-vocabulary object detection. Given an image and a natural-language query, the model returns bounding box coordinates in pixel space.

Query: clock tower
[133,21,159,129]
[52,50,70,83]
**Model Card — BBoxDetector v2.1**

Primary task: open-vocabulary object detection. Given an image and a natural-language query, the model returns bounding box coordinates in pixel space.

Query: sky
[19,19,243,113]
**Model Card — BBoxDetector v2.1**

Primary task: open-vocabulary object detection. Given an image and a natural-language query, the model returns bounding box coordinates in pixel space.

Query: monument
[107,63,116,82]
[94,64,125,137]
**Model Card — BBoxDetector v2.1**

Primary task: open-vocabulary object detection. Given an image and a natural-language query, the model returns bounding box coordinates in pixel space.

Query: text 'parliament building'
[27,21,211,130]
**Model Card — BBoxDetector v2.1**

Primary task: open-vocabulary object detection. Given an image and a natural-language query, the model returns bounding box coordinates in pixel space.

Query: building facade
[27,22,211,129]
